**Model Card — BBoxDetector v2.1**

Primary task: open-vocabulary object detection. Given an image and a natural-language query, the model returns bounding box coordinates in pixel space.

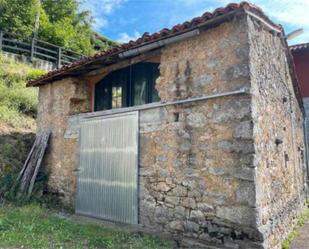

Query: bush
[0,54,45,127]
[0,54,47,204]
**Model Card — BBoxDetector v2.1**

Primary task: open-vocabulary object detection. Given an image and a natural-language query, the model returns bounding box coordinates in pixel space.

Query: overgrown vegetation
[0,54,42,203]
[0,54,44,129]
[282,201,309,249]
[0,0,116,55]
[0,204,173,249]
[0,132,38,203]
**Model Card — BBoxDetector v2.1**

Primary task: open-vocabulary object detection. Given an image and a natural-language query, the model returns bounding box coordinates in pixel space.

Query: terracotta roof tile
[290,42,309,52]
[28,1,281,86]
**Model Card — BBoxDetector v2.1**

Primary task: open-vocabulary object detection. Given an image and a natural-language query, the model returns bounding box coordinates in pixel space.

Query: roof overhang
[290,42,309,53]
[27,1,282,87]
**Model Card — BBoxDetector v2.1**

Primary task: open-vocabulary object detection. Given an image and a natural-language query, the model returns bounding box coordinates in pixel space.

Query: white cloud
[101,0,127,14]
[252,0,309,44]
[255,0,309,26]
[81,0,309,44]
[81,0,127,31]
[93,17,108,30]
[117,31,141,43]
[172,0,309,44]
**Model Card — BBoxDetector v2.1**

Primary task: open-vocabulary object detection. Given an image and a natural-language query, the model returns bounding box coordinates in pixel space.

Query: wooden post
[30,38,35,61]
[57,47,62,68]
[15,130,51,197]
[0,31,3,51]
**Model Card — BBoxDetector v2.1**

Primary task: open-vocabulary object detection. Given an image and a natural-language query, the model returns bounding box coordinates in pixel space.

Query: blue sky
[81,0,309,45]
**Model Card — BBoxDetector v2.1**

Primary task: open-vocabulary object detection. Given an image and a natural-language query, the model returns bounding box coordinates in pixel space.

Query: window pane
[112,86,122,108]
[152,88,160,102]
[151,68,160,102]
[133,76,147,105]
[95,82,111,111]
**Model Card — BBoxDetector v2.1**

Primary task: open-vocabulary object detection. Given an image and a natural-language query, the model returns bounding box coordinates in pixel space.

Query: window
[94,62,160,111]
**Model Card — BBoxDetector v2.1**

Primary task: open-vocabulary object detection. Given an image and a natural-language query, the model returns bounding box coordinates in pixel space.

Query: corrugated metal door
[76,111,138,224]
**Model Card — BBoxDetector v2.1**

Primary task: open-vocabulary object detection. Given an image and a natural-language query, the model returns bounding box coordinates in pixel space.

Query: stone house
[28,2,308,249]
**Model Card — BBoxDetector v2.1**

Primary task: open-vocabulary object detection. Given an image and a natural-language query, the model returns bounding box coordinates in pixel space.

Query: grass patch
[0,203,173,249]
[281,202,309,249]
[0,54,43,202]
[0,53,45,129]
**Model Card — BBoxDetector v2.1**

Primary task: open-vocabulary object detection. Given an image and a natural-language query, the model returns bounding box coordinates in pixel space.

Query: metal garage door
[75,111,138,224]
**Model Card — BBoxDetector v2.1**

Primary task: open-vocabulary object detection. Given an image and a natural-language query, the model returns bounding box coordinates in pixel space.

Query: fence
[0,30,85,68]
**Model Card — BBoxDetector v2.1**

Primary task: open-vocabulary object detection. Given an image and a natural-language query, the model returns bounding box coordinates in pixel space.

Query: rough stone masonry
[35,13,307,249]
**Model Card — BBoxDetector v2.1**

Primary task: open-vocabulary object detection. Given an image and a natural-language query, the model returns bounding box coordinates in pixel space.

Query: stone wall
[37,78,91,205]
[248,16,307,249]
[302,97,309,187]
[36,13,307,249]
[2,51,55,71]
[137,16,262,249]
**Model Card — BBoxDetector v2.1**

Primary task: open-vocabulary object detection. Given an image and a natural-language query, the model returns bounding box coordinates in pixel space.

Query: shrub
[0,54,45,127]
[0,54,47,203]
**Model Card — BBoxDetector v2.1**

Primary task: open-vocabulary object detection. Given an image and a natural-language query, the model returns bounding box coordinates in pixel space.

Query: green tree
[41,0,81,23]
[0,0,40,39]
[0,0,115,55]
[39,0,95,54]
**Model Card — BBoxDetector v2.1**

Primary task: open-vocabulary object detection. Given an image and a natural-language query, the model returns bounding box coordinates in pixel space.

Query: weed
[281,204,309,249]
[0,204,173,249]
[0,53,45,128]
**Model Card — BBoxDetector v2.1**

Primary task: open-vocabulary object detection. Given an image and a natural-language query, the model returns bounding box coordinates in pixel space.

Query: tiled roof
[28,1,281,86]
[290,42,309,52]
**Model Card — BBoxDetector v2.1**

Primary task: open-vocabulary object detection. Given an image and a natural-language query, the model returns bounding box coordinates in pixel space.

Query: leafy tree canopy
[0,0,116,55]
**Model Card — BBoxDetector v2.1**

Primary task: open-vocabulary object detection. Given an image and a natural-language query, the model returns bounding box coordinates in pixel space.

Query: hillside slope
[0,55,44,131]
[0,54,45,197]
